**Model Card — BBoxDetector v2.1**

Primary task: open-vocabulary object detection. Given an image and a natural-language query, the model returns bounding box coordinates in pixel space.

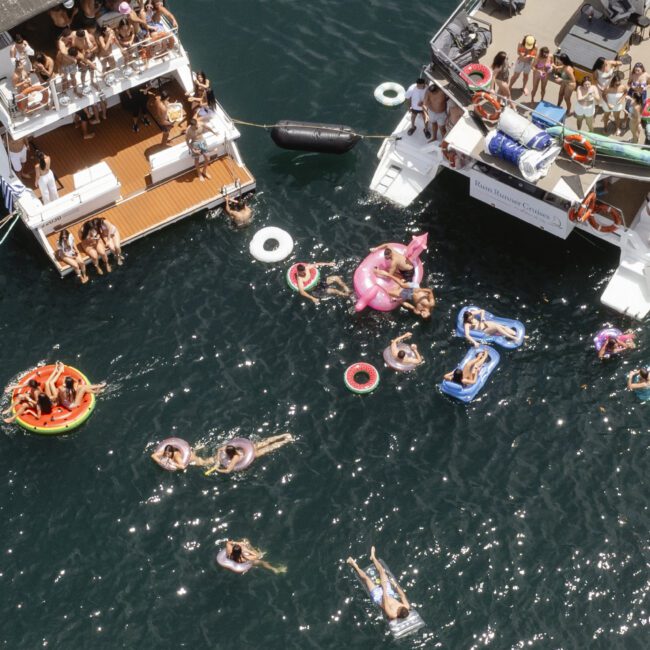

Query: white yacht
[371,0,650,319]
[0,0,255,276]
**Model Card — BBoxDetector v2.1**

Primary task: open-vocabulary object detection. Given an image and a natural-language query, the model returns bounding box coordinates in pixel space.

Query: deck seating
[148,131,226,184]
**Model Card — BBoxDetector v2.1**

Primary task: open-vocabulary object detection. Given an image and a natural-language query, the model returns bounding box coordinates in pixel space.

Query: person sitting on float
[598,332,635,359]
[3,362,67,423]
[213,433,294,473]
[370,243,414,278]
[57,373,106,410]
[463,309,519,347]
[294,263,351,305]
[444,350,489,387]
[347,546,411,621]
[389,332,423,367]
[151,443,214,469]
[373,269,435,317]
[222,539,286,574]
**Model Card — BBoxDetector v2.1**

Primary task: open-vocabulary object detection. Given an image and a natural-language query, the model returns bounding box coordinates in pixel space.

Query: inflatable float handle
[355,284,380,312]
[405,233,428,263]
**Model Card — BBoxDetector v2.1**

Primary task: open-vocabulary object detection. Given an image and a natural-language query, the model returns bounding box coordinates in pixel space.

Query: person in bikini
[423,83,448,142]
[3,362,65,423]
[530,46,553,102]
[95,217,124,266]
[57,371,106,411]
[151,443,214,469]
[444,349,490,387]
[374,269,435,317]
[78,219,111,274]
[462,309,519,346]
[211,433,294,474]
[598,332,636,359]
[56,228,88,283]
[294,262,351,305]
[223,539,287,574]
[389,332,423,367]
[347,546,410,621]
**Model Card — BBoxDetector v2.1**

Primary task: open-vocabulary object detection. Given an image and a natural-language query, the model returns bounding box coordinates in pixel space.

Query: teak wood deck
[33,101,254,271]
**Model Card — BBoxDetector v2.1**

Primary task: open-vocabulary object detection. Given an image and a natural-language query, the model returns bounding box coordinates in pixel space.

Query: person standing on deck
[405,78,430,139]
[34,151,59,205]
[147,89,174,145]
[423,83,448,142]
[8,136,31,181]
[185,118,219,181]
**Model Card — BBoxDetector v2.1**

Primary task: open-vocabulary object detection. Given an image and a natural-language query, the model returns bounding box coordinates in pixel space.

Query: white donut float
[249,227,294,263]
[153,437,192,471]
[216,548,253,574]
[374,82,406,107]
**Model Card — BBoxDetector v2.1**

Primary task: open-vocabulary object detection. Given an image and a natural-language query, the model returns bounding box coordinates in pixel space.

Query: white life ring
[249,226,294,263]
[374,82,406,107]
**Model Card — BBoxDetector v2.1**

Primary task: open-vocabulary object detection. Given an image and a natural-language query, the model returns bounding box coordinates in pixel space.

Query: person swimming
[463,309,518,346]
[598,332,635,359]
[627,368,650,392]
[347,546,410,621]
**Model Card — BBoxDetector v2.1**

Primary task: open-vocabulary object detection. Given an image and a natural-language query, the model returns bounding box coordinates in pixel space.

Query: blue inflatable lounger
[456,305,525,349]
[355,558,425,639]
[441,345,500,403]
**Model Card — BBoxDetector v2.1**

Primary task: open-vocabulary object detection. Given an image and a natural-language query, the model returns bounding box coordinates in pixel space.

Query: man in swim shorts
[186,118,219,181]
[295,262,351,304]
[423,83,448,142]
[370,243,414,278]
[405,77,430,138]
[347,546,410,621]
[8,135,30,180]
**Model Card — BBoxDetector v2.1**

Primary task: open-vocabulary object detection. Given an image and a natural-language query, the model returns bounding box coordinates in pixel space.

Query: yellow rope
[230,118,396,140]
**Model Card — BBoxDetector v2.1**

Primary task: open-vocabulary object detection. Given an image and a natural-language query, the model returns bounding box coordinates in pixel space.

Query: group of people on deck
[491,33,650,142]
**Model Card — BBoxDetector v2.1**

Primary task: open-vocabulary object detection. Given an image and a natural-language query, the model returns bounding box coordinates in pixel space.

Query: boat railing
[0,26,183,128]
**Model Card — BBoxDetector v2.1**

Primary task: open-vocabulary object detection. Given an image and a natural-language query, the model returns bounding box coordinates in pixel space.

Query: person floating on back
[347,546,410,620]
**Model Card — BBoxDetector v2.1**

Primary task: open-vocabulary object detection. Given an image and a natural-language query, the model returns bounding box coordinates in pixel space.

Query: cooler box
[532,101,566,129]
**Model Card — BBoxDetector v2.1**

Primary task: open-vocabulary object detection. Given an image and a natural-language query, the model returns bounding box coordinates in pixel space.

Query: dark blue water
[1,1,649,648]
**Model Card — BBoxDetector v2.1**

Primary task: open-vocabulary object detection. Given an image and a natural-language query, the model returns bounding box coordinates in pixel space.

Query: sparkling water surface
[1,1,649,648]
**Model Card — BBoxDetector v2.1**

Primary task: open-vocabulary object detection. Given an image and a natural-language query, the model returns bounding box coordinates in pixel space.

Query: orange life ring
[441,140,457,167]
[588,202,623,233]
[16,84,49,112]
[563,134,595,165]
[471,91,502,121]
[568,191,596,223]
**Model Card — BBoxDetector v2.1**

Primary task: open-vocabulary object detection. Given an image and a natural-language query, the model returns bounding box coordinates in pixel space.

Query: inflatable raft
[354,558,425,640]
[546,126,650,166]
[440,345,500,403]
[9,364,95,434]
[455,305,525,349]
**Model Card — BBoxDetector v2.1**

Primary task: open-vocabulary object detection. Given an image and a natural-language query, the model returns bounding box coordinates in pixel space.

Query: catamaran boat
[0,0,255,276]
[371,0,650,319]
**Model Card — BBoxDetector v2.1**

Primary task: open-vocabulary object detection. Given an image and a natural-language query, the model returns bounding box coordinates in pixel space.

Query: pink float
[353,233,428,312]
